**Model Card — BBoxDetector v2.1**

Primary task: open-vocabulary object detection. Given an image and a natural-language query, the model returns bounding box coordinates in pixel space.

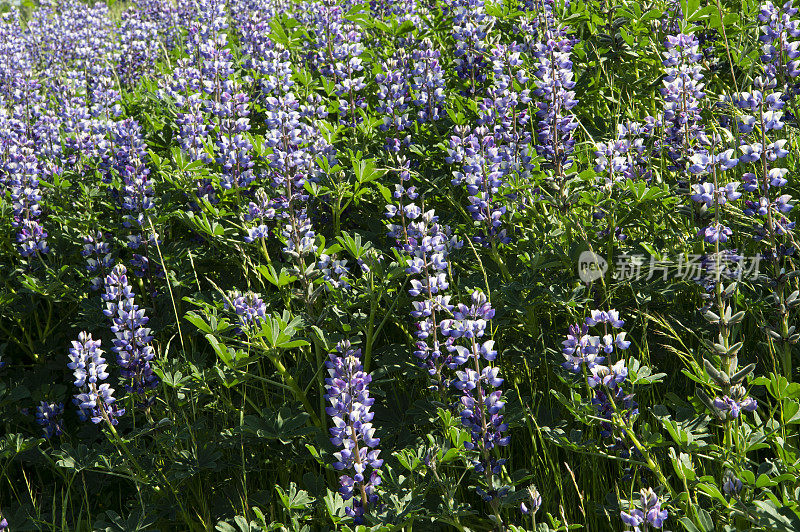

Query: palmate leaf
[52,443,95,472]
[215,516,266,532]
[94,510,158,532]
[324,489,348,524]
[169,445,225,482]
[749,500,800,531]
[275,481,315,511]
[252,310,309,349]
[678,507,714,532]
[185,310,233,335]
[242,406,316,443]
[340,525,396,532]
[0,433,43,459]
[179,210,231,238]
[302,471,327,499]
[206,333,242,369]
[257,263,298,288]
[0,378,30,410]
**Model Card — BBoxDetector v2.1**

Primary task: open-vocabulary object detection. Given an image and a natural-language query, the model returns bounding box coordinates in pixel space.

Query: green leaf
[784,399,800,424]
[275,482,315,511]
[696,482,728,506]
[752,500,800,530]
[243,407,315,443]
[756,473,775,488]
[696,508,714,532]
[185,311,212,334]
[253,312,309,349]
[678,517,701,532]
[206,334,234,367]
[375,182,392,204]
[258,264,298,288]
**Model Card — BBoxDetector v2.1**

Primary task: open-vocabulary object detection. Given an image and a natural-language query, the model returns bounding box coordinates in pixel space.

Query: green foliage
[1,0,800,530]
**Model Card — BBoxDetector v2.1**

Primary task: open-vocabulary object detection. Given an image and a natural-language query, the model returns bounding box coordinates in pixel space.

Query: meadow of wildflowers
[0,0,799,530]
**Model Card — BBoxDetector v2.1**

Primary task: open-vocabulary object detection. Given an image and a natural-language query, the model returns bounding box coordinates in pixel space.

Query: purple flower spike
[35,401,64,439]
[723,471,744,497]
[388,185,461,383]
[713,386,758,419]
[621,488,668,531]
[67,332,124,425]
[226,291,267,329]
[82,232,114,290]
[661,33,706,167]
[102,265,158,401]
[8,145,48,258]
[446,291,510,496]
[531,0,579,175]
[520,485,542,515]
[410,39,445,123]
[325,341,382,524]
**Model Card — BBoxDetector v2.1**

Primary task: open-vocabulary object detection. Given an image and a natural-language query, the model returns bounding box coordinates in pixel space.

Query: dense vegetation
[0,0,799,530]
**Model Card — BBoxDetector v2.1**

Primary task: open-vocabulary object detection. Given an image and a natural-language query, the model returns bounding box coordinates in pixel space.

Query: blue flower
[723,471,743,497]
[67,332,124,425]
[35,401,64,439]
[7,144,48,258]
[531,2,579,175]
[713,386,758,419]
[324,341,382,524]
[409,39,446,123]
[446,291,510,494]
[520,485,542,516]
[661,33,706,171]
[82,232,114,290]
[621,488,668,531]
[102,265,158,399]
[226,291,267,329]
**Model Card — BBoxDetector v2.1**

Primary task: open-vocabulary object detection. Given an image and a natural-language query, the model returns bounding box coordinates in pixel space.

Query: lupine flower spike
[67,332,124,425]
[102,265,159,401]
[443,290,510,503]
[620,488,668,531]
[324,341,383,523]
[35,401,64,438]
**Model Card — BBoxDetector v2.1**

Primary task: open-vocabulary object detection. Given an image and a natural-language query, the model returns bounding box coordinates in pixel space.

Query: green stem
[314,339,326,428]
[364,289,378,374]
[103,414,147,482]
[334,195,342,237]
[624,422,676,499]
[491,241,511,282]
[266,348,322,427]
[781,302,792,381]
